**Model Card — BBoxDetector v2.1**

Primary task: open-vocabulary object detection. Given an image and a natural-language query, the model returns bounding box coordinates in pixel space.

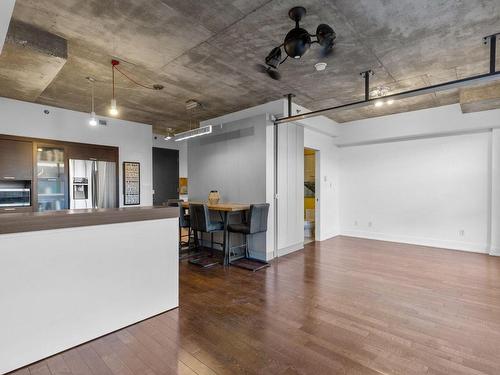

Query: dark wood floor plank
[61,350,94,375]
[90,338,135,375]
[76,345,114,375]
[8,368,30,375]
[28,361,52,375]
[46,356,72,375]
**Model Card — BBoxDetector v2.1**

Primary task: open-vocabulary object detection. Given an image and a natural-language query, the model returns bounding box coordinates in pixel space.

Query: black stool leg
[178,226,181,251]
[227,231,231,264]
[211,232,214,257]
[245,234,249,258]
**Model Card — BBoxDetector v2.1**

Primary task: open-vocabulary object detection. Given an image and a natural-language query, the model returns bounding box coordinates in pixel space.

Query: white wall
[337,104,500,146]
[490,129,500,255]
[339,132,492,253]
[0,97,153,206]
[0,0,15,54]
[304,127,340,241]
[334,104,500,255]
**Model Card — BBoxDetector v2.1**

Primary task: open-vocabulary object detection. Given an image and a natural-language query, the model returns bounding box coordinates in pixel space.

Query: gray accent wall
[188,114,269,260]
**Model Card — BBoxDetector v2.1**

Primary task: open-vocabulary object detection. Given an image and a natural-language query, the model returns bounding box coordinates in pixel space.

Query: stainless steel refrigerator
[69,159,117,209]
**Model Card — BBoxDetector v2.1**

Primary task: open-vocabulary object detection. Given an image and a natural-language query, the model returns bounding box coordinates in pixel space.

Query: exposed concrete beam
[0,0,15,54]
[0,20,67,101]
[460,82,500,113]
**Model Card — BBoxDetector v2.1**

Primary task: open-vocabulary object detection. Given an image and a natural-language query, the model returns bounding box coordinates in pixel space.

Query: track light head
[284,27,311,59]
[265,47,282,69]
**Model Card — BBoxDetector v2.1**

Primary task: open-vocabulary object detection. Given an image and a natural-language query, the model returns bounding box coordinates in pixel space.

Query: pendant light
[87,77,98,126]
[109,60,119,116]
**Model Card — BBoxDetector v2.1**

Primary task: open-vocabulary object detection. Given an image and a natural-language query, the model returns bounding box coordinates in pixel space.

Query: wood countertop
[181,201,250,212]
[0,206,179,235]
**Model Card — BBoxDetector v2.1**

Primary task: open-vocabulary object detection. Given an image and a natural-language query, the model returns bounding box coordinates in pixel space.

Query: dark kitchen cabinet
[0,138,33,180]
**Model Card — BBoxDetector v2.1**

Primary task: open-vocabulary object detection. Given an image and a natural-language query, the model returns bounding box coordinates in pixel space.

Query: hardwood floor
[10,236,500,375]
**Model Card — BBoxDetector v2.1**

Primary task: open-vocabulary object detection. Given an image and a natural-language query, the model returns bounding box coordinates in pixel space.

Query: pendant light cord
[114,65,159,91]
[91,81,95,112]
[112,64,115,99]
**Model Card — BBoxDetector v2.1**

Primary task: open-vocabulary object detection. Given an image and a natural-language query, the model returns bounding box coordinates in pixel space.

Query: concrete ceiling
[0,0,499,134]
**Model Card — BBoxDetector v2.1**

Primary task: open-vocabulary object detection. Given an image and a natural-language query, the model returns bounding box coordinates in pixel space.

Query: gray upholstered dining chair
[227,203,270,270]
[188,203,224,267]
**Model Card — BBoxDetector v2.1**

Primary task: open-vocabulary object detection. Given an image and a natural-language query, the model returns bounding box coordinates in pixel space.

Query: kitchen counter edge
[0,206,179,235]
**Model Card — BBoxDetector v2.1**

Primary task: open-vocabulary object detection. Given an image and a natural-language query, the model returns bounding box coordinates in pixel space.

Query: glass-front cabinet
[36,145,68,211]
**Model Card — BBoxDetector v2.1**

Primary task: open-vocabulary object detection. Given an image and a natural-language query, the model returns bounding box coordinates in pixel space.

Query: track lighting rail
[275,34,500,125]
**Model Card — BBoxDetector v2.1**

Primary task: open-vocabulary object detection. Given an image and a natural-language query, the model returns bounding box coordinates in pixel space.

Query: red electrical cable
[114,65,158,91]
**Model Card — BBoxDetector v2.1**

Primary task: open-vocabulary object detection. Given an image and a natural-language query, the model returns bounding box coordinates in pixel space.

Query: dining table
[181,201,250,265]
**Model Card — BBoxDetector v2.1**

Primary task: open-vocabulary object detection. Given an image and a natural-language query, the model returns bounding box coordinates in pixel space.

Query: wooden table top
[181,201,250,212]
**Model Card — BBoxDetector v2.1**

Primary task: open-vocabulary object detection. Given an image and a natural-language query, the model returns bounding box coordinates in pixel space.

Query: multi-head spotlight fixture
[257,6,336,80]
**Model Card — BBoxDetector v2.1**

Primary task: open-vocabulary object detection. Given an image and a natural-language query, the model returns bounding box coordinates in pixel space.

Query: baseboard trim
[489,246,500,256]
[318,232,341,242]
[277,242,304,257]
[340,229,489,254]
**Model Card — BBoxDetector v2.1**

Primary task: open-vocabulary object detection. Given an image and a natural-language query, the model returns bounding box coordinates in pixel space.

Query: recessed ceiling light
[370,85,389,99]
[374,100,384,107]
[314,62,327,71]
[387,99,395,105]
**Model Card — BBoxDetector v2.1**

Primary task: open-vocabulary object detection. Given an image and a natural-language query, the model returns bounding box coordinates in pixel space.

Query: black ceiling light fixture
[257,6,336,80]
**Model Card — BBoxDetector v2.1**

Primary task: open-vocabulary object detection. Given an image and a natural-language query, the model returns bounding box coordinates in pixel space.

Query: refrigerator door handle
[92,161,98,209]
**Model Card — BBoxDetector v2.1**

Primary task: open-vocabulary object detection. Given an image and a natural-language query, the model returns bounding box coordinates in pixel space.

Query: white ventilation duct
[174,125,213,142]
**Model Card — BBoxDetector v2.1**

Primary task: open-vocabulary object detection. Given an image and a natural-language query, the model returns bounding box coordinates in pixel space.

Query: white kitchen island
[0,207,179,374]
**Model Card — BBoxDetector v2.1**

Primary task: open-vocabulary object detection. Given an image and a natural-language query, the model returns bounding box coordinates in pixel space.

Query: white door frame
[304,147,321,243]
[314,149,321,241]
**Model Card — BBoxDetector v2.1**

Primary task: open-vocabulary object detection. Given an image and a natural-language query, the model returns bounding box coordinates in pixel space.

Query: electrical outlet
[459,229,465,237]
[354,220,358,226]
[368,221,373,227]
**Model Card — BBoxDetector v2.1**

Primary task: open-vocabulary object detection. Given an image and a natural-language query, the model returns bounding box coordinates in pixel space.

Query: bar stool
[227,203,270,271]
[188,203,224,268]
[178,204,193,254]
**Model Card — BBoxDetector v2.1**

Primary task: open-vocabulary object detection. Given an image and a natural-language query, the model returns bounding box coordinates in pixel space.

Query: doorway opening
[304,148,317,244]
[152,147,179,206]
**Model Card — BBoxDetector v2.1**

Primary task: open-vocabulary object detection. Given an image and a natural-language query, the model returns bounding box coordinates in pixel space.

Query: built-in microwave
[0,181,31,207]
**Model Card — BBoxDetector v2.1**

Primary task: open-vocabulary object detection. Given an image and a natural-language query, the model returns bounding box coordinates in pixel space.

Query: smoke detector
[314,62,327,71]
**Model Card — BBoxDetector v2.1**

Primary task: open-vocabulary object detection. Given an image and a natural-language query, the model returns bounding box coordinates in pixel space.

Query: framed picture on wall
[123,161,140,205]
